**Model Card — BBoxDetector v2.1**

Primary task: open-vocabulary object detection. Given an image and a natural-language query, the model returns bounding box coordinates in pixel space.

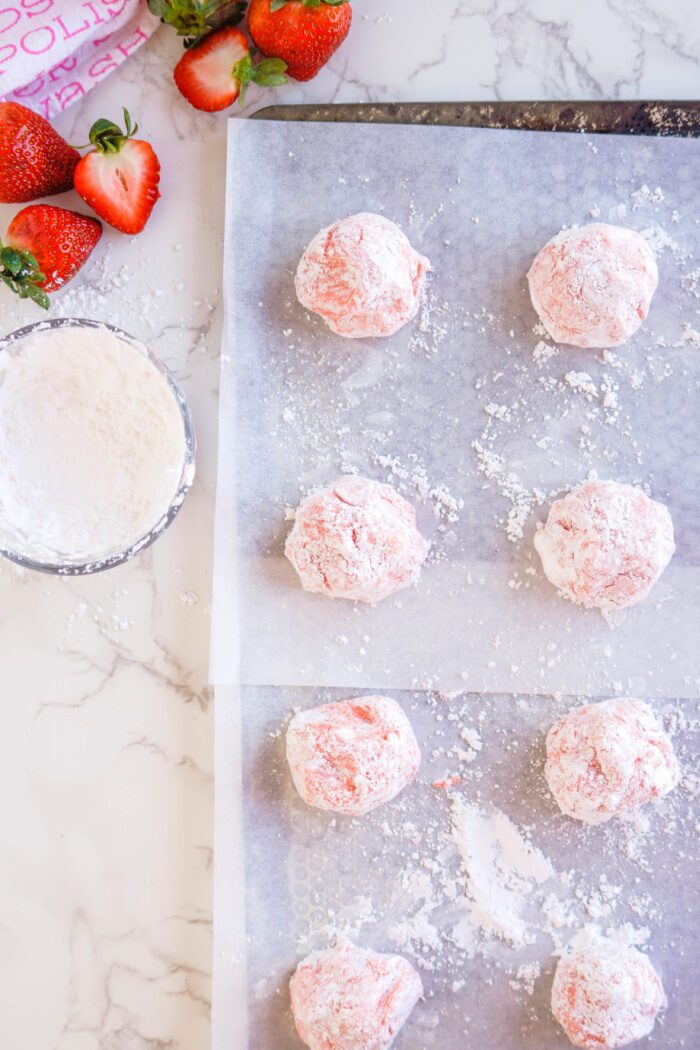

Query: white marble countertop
[0,2,697,1047]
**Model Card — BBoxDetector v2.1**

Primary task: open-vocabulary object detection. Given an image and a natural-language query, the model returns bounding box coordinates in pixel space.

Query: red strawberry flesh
[174,26,249,112]
[74,138,160,235]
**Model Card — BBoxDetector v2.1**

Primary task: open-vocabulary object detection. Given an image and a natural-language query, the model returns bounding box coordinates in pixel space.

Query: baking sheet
[254,100,700,136]
[212,119,700,698]
[237,685,700,1048]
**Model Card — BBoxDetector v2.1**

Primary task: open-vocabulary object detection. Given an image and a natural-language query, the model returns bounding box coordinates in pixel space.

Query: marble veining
[0,1,698,1046]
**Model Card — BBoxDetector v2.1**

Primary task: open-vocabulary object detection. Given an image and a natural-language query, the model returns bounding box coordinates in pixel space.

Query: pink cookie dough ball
[285,475,430,604]
[286,695,421,816]
[295,212,430,338]
[290,939,423,1050]
[534,480,674,610]
[551,942,666,1048]
[527,223,658,348]
[545,697,679,825]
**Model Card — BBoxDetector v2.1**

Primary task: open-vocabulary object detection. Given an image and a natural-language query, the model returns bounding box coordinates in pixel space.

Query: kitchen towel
[0,1,159,119]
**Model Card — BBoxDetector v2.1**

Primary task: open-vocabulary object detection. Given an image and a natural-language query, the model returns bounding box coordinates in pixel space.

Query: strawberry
[248,0,351,82]
[147,0,248,47]
[0,102,80,204]
[73,110,160,235]
[174,25,286,110]
[0,204,102,309]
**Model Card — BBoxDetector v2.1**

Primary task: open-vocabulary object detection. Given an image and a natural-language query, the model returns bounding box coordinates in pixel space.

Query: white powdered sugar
[450,799,556,948]
[471,439,543,543]
[564,371,598,399]
[372,452,464,526]
[0,324,186,561]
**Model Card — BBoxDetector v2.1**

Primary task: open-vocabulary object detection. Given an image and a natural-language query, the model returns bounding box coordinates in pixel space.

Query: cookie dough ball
[545,698,679,825]
[534,480,674,610]
[290,939,423,1050]
[552,941,666,1048]
[295,212,430,338]
[286,695,421,816]
[285,475,430,603]
[527,223,658,348]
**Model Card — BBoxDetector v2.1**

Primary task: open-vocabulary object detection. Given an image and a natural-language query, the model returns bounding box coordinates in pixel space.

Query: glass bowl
[0,317,196,575]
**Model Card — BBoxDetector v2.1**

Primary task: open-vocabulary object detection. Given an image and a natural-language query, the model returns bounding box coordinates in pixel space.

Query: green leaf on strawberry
[233,54,288,104]
[148,0,248,47]
[85,108,138,154]
[0,242,49,310]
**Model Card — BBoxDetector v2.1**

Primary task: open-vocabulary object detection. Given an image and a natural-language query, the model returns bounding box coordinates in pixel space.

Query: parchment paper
[234,685,700,1048]
[212,120,700,698]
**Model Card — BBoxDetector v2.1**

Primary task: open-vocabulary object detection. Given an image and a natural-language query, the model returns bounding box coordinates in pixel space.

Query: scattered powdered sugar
[631,184,665,208]
[532,339,557,366]
[408,285,450,357]
[471,439,545,543]
[564,370,598,399]
[682,268,699,298]
[450,799,556,947]
[641,224,685,258]
[372,452,464,526]
[269,689,699,1044]
[681,323,700,348]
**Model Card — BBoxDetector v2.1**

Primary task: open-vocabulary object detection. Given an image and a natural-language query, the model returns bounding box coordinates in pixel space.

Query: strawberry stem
[232,55,287,105]
[86,108,139,155]
[148,0,248,47]
[0,241,49,310]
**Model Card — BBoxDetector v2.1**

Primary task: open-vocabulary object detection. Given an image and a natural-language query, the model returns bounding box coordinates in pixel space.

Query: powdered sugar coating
[551,942,666,1048]
[545,698,679,825]
[290,939,423,1050]
[534,480,674,610]
[285,475,430,604]
[527,223,658,348]
[286,695,421,816]
[295,212,430,338]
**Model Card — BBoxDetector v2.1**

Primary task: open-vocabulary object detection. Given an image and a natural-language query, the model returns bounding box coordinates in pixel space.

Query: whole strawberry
[1,204,102,309]
[248,0,351,82]
[74,110,160,235]
[0,102,80,204]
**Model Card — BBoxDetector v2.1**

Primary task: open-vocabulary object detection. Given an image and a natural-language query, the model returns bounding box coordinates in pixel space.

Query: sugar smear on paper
[450,799,556,949]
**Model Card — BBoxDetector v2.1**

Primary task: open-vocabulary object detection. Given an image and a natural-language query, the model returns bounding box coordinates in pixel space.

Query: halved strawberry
[73,110,160,235]
[0,101,80,204]
[1,204,102,309]
[173,25,286,111]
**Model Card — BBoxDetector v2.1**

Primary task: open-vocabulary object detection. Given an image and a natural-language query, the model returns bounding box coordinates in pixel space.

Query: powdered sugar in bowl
[0,318,195,574]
